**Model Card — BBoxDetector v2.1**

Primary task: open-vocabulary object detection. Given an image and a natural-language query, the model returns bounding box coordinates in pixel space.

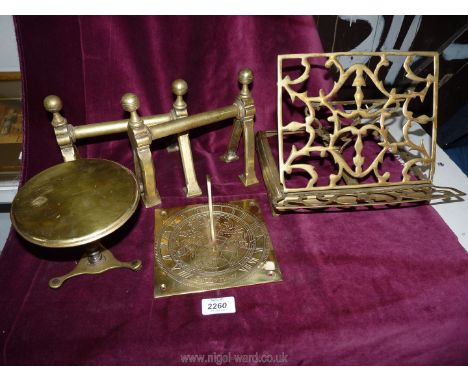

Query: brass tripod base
[48,243,142,289]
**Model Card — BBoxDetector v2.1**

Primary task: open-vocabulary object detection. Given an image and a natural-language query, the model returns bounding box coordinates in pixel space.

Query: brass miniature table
[10,158,142,288]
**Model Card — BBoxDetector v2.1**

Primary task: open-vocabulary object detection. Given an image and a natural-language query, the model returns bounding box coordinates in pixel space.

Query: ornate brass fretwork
[257,51,465,213]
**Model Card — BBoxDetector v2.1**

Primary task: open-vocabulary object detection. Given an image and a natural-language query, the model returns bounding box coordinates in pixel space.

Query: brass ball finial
[172,79,188,97]
[43,95,63,113]
[238,68,253,85]
[121,93,140,112]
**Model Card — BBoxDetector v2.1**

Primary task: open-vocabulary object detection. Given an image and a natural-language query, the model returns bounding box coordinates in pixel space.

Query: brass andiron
[45,68,259,208]
[121,68,259,207]
[257,51,465,213]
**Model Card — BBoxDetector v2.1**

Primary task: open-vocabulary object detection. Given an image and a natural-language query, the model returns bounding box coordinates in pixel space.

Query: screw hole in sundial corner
[249,200,258,213]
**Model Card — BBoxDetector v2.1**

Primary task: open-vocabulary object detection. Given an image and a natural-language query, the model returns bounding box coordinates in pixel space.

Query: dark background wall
[314,16,468,148]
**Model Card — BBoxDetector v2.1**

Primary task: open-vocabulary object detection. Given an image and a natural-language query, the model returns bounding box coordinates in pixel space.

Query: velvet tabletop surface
[1,16,467,365]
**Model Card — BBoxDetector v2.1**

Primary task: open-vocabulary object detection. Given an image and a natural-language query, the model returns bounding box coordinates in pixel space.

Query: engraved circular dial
[155,203,270,288]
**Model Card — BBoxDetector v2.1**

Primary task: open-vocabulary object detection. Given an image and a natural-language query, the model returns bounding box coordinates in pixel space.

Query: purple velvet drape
[1,16,467,365]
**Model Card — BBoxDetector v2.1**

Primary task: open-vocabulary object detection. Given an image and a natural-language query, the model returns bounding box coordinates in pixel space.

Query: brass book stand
[10,159,142,288]
[44,68,259,208]
[257,51,465,213]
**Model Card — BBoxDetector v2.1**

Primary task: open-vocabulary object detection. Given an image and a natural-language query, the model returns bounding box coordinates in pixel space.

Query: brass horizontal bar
[150,105,238,140]
[319,99,392,106]
[73,114,172,140]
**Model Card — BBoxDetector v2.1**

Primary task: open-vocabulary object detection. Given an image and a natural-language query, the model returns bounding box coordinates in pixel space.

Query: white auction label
[201,296,236,316]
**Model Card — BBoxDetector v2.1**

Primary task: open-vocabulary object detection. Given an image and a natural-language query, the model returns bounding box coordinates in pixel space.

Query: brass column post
[221,68,259,186]
[171,79,202,197]
[44,95,80,162]
[121,93,161,207]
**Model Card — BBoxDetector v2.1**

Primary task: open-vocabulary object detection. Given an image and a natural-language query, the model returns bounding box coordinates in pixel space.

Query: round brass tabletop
[11,159,140,248]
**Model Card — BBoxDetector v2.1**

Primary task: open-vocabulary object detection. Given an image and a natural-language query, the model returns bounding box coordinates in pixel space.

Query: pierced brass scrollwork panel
[257,51,465,213]
[278,51,438,192]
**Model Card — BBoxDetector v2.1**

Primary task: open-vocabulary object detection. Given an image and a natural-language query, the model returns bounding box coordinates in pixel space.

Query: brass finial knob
[238,68,253,86]
[172,79,188,97]
[44,95,63,113]
[121,93,140,112]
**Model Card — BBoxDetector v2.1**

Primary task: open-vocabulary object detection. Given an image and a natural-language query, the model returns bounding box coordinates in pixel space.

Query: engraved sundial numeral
[176,269,193,279]
[238,257,260,273]
[161,253,172,261]
[171,262,193,279]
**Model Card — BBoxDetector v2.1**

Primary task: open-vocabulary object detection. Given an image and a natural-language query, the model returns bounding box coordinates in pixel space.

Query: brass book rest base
[257,131,465,213]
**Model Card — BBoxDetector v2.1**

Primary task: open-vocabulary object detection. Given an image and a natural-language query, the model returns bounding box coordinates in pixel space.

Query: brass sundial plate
[154,199,282,298]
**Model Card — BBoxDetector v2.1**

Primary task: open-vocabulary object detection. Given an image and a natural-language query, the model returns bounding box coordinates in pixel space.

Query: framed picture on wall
[0,71,22,182]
